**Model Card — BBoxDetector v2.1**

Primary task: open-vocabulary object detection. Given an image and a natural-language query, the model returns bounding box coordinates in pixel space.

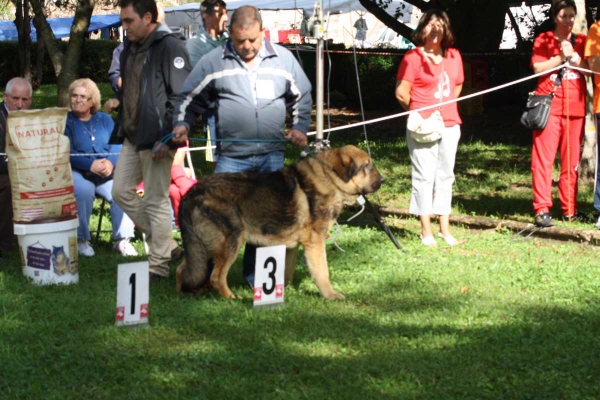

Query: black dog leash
[303,141,404,251]
[363,197,405,252]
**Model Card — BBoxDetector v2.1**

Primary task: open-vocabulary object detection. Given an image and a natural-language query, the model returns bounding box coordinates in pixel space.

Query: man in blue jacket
[171,5,313,285]
[105,0,191,281]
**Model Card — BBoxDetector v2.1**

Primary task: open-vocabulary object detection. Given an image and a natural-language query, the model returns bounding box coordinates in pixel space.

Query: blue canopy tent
[0,14,121,41]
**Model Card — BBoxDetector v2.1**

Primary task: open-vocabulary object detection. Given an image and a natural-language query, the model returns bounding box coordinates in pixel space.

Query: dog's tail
[177,193,211,295]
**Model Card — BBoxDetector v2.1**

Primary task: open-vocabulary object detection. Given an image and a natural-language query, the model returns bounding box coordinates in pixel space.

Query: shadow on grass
[124,294,600,399]
[453,194,534,220]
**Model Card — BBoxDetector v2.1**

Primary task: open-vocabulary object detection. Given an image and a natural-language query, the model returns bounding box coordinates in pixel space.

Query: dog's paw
[219,290,239,300]
[324,291,345,300]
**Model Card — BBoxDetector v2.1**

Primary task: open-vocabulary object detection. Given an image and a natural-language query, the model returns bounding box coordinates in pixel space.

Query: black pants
[0,174,17,251]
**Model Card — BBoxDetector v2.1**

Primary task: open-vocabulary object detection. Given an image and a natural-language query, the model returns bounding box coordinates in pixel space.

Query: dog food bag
[6,107,77,222]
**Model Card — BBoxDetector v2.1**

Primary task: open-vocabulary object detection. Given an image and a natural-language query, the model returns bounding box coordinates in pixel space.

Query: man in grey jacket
[105,0,191,281]
[172,5,312,285]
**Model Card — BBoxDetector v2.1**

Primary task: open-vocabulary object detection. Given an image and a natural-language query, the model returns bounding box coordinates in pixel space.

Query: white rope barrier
[307,63,573,136]
[184,145,216,152]
[0,63,597,157]
[70,152,122,156]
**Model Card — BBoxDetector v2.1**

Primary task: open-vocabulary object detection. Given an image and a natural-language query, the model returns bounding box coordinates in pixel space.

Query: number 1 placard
[253,245,286,308]
[115,261,149,327]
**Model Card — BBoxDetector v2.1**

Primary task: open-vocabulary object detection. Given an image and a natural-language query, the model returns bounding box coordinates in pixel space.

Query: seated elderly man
[0,77,32,260]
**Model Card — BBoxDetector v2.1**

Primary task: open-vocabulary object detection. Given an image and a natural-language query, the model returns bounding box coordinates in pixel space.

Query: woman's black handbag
[520,92,553,130]
[521,35,576,131]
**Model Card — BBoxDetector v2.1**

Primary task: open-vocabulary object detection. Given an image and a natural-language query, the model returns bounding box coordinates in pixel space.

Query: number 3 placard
[253,245,286,307]
[115,261,150,327]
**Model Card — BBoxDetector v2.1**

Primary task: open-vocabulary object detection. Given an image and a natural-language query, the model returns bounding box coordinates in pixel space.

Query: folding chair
[93,197,112,245]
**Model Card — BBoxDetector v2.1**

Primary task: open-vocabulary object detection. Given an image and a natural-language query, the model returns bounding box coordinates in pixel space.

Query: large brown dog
[176,145,383,300]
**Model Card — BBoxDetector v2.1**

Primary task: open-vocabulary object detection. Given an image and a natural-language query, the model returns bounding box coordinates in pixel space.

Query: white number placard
[253,245,286,307]
[115,261,149,327]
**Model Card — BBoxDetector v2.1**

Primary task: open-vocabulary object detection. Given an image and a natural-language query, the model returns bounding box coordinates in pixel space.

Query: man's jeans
[214,152,284,174]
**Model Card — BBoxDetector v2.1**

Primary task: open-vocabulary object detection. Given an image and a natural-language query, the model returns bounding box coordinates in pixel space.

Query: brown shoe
[149,271,164,283]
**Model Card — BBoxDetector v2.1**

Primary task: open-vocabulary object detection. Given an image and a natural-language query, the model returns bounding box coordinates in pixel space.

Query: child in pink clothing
[136,148,197,227]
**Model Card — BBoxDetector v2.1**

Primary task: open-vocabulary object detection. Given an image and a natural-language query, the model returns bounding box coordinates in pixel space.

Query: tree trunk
[14,0,32,80]
[29,0,94,106]
[575,0,597,182]
[14,0,22,70]
[23,0,31,81]
[32,0,47,91]
[379,205,600,244]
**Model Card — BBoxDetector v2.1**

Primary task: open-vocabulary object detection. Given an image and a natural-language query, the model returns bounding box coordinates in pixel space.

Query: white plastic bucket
[14,217,80,285]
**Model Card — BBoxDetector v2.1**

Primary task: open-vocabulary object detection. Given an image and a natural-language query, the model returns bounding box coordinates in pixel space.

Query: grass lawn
[1,85,600,399]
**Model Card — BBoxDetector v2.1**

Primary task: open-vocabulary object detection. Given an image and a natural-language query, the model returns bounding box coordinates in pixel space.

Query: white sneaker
[78,239,95,257]
[595,216,600,230]
[438,232,458,246]
[113,238,138,257]
[419,234,437,246]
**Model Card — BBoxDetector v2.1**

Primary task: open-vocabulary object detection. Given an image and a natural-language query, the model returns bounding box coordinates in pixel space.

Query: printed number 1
[263,257,277,295]
[129,273,136,315]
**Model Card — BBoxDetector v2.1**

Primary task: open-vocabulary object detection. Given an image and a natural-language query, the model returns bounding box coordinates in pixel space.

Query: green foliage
[0,0,11,20]
[296,48,402,110]
[79,39,121,83]
[353,52,399,108]
[294,49,531,111]
[0,39,120,87]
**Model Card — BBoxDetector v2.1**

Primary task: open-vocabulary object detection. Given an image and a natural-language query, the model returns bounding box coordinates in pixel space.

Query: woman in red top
[530,0,587,227]
[396,9,464,246]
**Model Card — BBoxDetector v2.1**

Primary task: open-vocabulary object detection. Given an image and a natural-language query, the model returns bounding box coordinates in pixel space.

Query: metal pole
[314,0,325,152]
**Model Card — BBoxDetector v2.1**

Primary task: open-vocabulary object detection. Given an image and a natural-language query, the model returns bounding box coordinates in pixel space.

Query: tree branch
[505,3,523,50]
[404,0,431,10]
[358,0,415,43]
[62,0,93,83]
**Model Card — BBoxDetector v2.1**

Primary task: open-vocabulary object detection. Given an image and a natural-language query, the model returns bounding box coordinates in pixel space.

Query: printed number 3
[263,257,276,295]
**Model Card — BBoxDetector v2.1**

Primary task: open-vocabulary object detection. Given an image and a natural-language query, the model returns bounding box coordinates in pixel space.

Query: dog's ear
[324,147,359,182]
